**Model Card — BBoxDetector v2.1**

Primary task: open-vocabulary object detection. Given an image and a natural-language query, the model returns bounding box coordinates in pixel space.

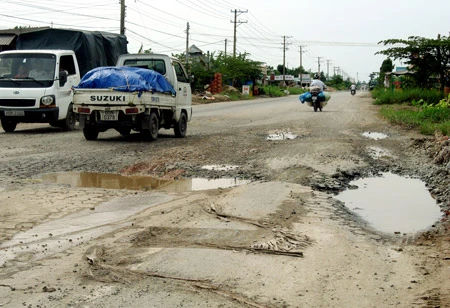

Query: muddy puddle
[41,172,251,191]
[335,172,442,234]
[362,131,388,140]
[266,132,298,141]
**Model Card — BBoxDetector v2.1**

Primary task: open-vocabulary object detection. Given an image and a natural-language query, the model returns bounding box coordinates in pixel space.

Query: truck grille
[0,99,36,107]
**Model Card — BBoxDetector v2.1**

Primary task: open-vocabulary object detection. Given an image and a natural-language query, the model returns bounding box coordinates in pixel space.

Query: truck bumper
[0,108,59,123]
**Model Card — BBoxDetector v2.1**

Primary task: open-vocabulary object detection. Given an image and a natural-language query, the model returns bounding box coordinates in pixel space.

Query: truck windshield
[0,53,56,88]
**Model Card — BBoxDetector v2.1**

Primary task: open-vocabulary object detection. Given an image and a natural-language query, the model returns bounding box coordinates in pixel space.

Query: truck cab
[0,50,80,132]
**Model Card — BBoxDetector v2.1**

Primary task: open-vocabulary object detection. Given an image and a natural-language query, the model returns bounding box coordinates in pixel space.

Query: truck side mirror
[59,70,68,86]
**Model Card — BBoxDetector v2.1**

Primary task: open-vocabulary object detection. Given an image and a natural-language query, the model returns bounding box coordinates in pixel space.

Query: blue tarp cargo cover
[76,66,176,95]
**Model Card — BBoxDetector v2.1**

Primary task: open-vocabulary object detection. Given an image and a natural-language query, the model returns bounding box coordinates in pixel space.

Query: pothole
[335,172,442,234]
[41,172,251,191]
[362,131,389,140]
[367,146,394,159]
[266,132,298,141]
[201,164,239,171]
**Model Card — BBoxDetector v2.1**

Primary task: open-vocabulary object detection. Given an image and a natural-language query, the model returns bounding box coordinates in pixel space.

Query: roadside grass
[259,85,306,97]
[372,88,444,105]
[379,103,450,136]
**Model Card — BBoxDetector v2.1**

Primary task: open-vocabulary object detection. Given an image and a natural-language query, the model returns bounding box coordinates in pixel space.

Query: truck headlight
[41,95,55,106]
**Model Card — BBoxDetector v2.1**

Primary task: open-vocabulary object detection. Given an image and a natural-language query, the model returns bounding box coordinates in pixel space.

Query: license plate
[4,110,25,116]
[100,110,118,121]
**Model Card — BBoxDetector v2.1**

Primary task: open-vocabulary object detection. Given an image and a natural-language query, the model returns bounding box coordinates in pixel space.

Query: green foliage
[326,74,351,90]
[286,87,306,95]
[259,85,286,97]
[378,91,450,136]
[377,35,450,90]
[212,52,263,88]
[371,88,444,105]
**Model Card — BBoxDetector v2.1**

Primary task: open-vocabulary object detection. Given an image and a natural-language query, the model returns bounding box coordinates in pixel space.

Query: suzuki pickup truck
[73,54,192,141]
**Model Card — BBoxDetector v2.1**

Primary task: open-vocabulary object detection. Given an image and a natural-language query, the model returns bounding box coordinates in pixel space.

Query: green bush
[259,85,287,97]
[379,105,450,136]
[372,88,444,105]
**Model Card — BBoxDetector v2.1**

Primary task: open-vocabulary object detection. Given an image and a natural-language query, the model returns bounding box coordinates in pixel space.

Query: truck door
[57,55,80,119]
[172,61,192,108]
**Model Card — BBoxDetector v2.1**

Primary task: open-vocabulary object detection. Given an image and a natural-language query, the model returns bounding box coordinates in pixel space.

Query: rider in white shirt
[310,73,326,91]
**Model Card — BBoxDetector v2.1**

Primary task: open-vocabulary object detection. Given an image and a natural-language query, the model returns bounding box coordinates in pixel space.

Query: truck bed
[73,88,176,108]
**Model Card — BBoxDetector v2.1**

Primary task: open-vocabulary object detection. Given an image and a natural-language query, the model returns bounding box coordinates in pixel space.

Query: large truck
[0,28,127,132]
[73,53,192,141]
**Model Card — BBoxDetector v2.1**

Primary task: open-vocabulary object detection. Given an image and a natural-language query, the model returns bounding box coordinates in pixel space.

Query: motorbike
[351,89,356,96]
[299,87,330,112]
[310,86,323,112]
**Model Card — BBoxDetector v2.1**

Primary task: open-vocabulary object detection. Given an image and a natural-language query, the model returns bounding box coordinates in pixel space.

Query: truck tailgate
[73,88,176,107]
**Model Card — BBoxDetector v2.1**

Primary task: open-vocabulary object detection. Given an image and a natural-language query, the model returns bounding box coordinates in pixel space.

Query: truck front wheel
[61,107,77,131]
[83,125,99,140]
[51,105,76,131]
[1,118,17,133]
[174,112,187,138]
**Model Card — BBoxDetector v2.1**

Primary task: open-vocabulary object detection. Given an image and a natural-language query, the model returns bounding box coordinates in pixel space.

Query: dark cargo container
[16,28,128,77]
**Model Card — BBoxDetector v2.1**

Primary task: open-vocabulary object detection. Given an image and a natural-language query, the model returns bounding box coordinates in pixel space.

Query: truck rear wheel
[83,126,99,140]
[174,112,187,138]
[1,118,17,133]
[140,112,159,141]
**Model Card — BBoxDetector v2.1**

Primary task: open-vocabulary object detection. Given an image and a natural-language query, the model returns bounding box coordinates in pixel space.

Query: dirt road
[0,91,449,307]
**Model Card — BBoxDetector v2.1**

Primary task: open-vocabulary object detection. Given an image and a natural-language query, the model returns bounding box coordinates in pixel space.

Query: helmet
[313,73,319,79]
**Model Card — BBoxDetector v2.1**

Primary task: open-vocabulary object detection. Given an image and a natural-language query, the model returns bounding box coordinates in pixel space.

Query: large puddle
[335,172,442,234]
[41,172,251,191]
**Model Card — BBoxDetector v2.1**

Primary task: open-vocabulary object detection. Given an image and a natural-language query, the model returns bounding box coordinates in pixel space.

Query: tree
[378,58,393,88]
[212,52,263,89]
[377,35,450,90]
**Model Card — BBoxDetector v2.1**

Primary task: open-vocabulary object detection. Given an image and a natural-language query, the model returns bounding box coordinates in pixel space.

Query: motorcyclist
[310,73,326,92]
[350,83,356,95]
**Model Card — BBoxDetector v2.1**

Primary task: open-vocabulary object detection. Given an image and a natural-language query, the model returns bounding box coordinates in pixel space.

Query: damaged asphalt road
[0,91,450,307]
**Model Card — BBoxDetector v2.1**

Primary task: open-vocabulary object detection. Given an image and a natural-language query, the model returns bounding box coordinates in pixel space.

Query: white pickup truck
[73,54,192,141]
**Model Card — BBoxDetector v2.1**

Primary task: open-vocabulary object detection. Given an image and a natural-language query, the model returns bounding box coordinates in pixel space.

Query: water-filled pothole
[41,172,251,191]
[335,172,442,234]
[266,132,298,141]
[362,131,388,140]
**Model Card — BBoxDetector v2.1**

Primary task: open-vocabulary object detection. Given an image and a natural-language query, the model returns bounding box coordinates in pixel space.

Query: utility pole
[282,36,291,87]
[231,9,248,58]
[185,22,190,70]
[326,60,331,79]
[120,0,125,35]
[299,45,306,86]
[317,57,322,75]
[224,39,227,57]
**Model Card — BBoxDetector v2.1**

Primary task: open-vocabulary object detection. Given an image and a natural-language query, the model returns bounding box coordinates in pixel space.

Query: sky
[0,0,449,82]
